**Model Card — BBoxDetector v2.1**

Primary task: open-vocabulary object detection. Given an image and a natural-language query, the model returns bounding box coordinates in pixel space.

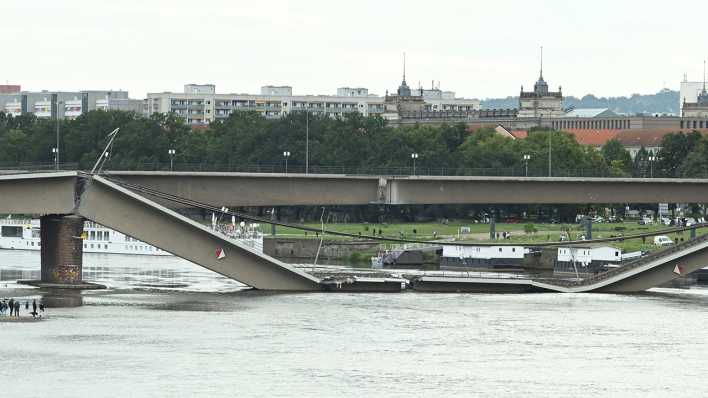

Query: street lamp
[55,99,63,170]
[305,110,309,174]
[648,155,656,178]
[523,154,531,177]
[168,149,176,171]
[547,129,552,177]
[411,153,419,176]
[283,151,291,173]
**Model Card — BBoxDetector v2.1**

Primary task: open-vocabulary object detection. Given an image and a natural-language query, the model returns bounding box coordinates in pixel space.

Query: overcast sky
[2,0,707,99]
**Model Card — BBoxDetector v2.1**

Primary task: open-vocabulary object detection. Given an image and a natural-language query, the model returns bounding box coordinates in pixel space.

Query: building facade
[517,70,564,118]
[145,84,389,125]
[145,78,480,125]
[0,89,142,119]
[682,82,708,118]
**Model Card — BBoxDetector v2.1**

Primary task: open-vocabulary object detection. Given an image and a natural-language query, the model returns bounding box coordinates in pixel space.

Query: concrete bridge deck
[0,172,321,291]
[2,171,708,293]
[106,171,708,206]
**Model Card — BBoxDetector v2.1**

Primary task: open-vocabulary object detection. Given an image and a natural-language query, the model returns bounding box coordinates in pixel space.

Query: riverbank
[263,221,708,262]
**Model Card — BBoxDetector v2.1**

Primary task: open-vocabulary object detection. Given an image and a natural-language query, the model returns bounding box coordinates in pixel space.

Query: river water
[1,250,708,397]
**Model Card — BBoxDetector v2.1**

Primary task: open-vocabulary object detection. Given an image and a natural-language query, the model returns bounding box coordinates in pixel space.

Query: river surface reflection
[2,250,708,397]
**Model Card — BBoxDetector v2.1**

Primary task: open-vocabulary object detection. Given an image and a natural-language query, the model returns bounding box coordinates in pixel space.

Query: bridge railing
[0,162,79,173]
[0,161,695,179]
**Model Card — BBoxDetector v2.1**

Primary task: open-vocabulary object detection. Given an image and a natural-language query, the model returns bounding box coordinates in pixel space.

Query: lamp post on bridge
[168,148,176,171]
[54,99,64,171]
[648,155,656,178]
[523,154,531,177]
[411,153,419,176]
[51,147,58,170]
[283,151,291,173]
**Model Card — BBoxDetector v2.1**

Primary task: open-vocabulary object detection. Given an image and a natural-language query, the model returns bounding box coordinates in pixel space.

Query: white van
[653,235,674,246]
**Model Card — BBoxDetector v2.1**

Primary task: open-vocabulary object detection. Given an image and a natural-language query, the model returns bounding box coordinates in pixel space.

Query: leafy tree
[679,137,708,178]
[656,131,702,177]
[601,139,632,175]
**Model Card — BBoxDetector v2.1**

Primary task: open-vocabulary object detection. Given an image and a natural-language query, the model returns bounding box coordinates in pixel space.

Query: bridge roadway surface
[105,171,708,206]
[1,171,708,292]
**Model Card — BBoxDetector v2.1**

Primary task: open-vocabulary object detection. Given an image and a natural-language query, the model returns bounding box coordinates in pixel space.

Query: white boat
[0,218,265,256]
[0,218,171,256]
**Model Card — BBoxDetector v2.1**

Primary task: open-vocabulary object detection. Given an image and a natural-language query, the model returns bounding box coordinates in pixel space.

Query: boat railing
[0,219,33,226]
[423,270,531,280]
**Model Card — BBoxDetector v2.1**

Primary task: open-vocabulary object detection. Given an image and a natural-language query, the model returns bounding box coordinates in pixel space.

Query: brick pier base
[40,214,85,284]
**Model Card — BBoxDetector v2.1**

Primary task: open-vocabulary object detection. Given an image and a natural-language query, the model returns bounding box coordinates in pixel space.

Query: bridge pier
[26,215,102,289]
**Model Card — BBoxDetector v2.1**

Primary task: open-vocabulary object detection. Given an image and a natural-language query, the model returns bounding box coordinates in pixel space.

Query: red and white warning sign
[673,264,684,275]
[216,247,226,260]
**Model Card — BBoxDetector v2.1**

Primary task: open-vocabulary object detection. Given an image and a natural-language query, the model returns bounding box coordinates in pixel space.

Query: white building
[417,86,480,112]
[440,245,526,269]
[556,245,624,273]
[145,84,387,125]
[145,83,480,125]
[680,80,706,114]
[0,90,142,119]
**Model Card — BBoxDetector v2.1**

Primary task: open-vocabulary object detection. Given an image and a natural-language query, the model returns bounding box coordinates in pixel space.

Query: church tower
[518,47,564,118]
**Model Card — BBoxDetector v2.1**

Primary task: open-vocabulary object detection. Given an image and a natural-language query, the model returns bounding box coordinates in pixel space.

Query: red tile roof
[563,129,620,146]
[510,130,528,139]
[615,129,708,147]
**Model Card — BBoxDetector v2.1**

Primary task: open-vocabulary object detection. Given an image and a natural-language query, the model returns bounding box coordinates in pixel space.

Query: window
[498,248,502,252]
[615,251,619,256]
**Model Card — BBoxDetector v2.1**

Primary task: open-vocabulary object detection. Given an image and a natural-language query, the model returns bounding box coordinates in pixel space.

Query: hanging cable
[100,174,707,248]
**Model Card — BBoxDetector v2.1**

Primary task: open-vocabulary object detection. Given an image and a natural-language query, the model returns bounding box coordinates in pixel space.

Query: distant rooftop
[564,108,618,118]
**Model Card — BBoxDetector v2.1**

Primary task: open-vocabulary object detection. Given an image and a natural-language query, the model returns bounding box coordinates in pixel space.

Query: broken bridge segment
[75,174,321,291]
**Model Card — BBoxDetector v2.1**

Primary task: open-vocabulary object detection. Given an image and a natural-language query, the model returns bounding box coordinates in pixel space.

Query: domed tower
[397,53,412,97]
[384,53,425,120]
[518,46,564,118]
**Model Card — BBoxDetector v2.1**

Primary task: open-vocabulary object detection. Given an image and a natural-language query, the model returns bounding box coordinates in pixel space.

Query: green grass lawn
[262,220,707,253]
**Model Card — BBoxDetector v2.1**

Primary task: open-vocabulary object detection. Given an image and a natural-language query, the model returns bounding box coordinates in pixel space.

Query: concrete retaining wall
[263,237,379,261]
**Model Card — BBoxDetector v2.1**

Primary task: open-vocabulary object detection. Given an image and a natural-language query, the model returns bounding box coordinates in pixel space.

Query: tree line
[0,109,707,178]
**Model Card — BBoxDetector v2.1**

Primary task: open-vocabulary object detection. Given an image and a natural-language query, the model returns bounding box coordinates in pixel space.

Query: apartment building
[145,83,479,125]
[0,89,142,119]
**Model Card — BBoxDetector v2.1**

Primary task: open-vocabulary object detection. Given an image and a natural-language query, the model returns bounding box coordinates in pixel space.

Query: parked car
[653,235,674,246]
[638,217,653,225]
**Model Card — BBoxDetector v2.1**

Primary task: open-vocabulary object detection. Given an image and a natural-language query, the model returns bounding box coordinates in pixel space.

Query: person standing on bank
[14,300,20,317]
[8,298,14,316]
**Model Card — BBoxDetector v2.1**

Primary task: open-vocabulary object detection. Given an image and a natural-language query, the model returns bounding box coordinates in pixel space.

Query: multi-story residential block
[0,89,142,119]
[145,80,480,125]
[145,83,388,125]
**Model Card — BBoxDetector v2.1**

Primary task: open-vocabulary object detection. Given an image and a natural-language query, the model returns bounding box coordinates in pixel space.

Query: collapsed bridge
[1,171,707,293]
